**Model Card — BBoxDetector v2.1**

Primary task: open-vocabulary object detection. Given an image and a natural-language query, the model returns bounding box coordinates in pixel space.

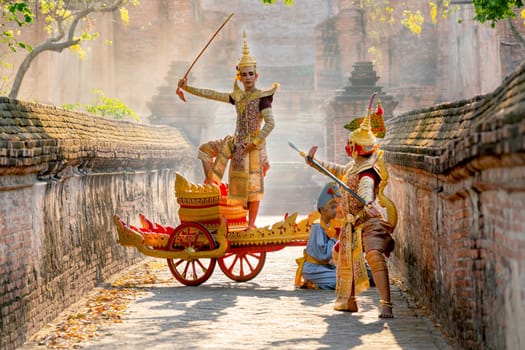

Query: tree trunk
[8,49,39,99]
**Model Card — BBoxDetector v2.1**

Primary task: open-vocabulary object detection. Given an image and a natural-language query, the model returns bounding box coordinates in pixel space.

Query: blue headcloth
[317,182,342,210]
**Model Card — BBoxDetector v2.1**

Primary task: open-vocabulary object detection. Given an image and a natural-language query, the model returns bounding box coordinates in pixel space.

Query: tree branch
[505,18,525,49]
[8,0,129,99]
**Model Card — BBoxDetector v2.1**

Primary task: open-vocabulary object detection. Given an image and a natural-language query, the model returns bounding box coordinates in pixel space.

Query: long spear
[288,140,367,205]
[176,13,234,102]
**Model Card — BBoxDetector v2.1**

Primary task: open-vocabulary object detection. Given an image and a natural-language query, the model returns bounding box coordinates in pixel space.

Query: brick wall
[0,98,195,350]
[382,61,525,349]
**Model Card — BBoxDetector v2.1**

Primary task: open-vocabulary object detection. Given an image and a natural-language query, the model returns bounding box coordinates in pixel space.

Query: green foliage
[7,1,140,99]
[473,0,524,27]
[4,1,33,26]
[1,1,34,53]
[62,89,140,122]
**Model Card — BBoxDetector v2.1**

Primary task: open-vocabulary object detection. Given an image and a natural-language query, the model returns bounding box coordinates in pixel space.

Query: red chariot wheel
[218,250,266,282]
[166,222,216,286]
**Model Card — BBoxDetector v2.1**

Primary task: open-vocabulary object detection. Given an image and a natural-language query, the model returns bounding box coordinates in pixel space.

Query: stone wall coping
[382,60,525,175]
[0,97,195,177]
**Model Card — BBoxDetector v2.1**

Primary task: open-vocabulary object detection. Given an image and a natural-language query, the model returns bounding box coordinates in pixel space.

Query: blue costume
[302,223,338,289]
[298,182,342,290]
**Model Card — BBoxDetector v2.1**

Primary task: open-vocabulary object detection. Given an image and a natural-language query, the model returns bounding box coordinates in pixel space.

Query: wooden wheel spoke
[190,231,200,246]
[166,222,216,286]
[231,255,240,269]
[182,261,190,278]
[195,258,208,272]
[190,261,198,280]
[241,256,254,272]
[218,251,266,282]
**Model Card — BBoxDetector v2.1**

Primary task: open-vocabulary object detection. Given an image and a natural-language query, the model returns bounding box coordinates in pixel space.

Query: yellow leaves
[367,46,382,64]
[368,3,394,24]
[112,260,170,287]
[120,7,129,25]
[56,8,72,19]
[31,259,168,348]
[39,1,54,15]
[69,43,87,59]
[429,1,437,24]
[35,288,137,347]
[384,6,394,25]
[401,10,424,35]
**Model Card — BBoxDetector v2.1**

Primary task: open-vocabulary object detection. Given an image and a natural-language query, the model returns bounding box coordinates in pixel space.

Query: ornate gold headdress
[237,30,256,69]
[345,93,385,148]
[349,113,377,147]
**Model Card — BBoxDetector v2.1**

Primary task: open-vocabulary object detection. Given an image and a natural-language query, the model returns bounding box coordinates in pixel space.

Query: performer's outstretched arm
[178,78,230,103]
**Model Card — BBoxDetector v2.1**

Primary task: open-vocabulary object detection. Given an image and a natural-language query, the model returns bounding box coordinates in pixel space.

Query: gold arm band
[185,85,230,103]
[257,108,275,141]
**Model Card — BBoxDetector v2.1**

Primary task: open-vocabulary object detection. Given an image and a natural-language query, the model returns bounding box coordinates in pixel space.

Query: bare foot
[333,297,358,312]
[379,306,393,318]
[379,300,394,318]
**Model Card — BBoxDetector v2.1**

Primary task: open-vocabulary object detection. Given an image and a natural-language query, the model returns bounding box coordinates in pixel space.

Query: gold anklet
[380,299,393,308]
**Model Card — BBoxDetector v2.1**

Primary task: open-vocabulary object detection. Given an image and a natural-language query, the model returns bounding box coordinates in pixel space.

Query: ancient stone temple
[314,5,366,91]
[325,61,397,164]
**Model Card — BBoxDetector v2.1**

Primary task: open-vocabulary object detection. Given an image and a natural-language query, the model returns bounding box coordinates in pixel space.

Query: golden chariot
[113,173,319,286]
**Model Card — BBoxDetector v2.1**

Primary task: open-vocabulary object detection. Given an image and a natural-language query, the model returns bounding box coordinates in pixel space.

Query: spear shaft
[176,13,234,102]
[288,141,367,205]
[182,13,234,79]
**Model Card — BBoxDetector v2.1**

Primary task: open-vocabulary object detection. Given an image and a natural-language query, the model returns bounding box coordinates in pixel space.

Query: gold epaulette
[231,82,279,114]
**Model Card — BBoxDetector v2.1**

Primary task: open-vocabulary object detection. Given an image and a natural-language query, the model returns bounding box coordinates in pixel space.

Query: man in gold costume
[304,101,397,318]
[178,31,278,230]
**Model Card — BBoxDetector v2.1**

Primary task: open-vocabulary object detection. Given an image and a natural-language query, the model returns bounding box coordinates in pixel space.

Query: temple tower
[325,61,397,164]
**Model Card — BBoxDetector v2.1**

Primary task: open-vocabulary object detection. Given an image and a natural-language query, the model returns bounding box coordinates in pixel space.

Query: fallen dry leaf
[30,258,169,349]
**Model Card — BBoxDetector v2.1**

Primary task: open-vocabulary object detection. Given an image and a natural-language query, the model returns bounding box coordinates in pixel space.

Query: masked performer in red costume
[178,31,278,230]
[304,100,397,318]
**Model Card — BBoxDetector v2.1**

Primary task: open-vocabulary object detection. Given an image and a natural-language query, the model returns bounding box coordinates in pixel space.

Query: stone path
[20,216,456,350]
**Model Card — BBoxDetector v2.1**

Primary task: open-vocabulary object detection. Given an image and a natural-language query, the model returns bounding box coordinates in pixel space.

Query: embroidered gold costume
[179,31,278,228]
[307,97,397,318]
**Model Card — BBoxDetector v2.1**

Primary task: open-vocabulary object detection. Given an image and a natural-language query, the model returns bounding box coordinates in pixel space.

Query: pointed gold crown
[348,94,379,147]
[238,30,256,69]
[349,113,377,147]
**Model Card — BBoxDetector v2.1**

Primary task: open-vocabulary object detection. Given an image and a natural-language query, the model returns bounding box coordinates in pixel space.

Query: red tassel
[176,87,187,102]
[375,103,384,116]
